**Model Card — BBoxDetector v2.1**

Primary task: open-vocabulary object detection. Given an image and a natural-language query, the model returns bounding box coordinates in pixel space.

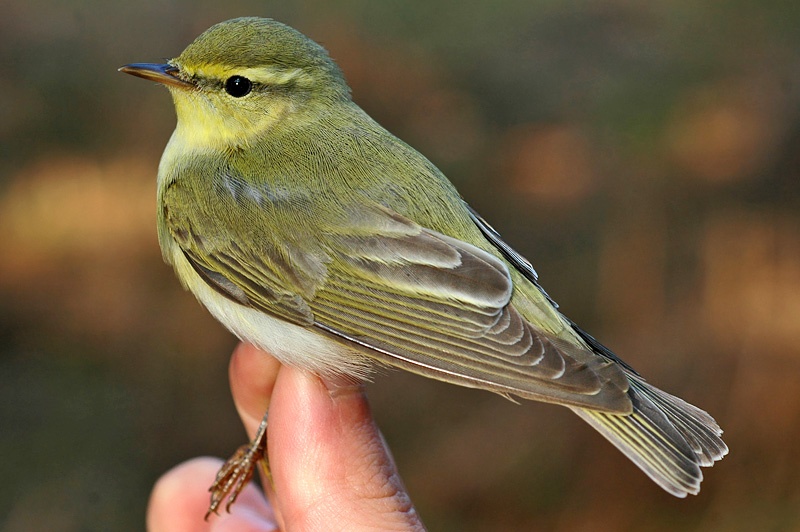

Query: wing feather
[164,182,631,412]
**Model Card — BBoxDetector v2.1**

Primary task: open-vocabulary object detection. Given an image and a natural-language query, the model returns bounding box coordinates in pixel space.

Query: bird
[120,16,727,515]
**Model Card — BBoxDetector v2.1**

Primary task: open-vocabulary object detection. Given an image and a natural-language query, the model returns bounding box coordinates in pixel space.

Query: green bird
[121,17,726,513]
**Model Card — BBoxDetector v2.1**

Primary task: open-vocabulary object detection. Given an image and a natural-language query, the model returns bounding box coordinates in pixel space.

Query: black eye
[225,75,252,97]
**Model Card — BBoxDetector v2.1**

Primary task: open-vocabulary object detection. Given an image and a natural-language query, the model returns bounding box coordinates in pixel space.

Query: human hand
[146,342,426,531]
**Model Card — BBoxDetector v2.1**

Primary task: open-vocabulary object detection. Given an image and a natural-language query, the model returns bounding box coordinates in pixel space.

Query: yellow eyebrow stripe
[180,63,314,87]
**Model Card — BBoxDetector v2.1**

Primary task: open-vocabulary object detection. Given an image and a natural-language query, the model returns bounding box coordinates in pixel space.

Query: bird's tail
[571,376,728,496]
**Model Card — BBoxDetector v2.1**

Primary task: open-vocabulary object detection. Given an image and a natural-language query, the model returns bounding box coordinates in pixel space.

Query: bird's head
[120,17,350,150]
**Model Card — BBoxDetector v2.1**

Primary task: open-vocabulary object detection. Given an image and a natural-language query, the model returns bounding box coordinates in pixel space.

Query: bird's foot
[206,412,269,519]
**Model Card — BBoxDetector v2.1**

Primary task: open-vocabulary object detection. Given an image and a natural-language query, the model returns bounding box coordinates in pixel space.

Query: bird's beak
[118,63,195,90]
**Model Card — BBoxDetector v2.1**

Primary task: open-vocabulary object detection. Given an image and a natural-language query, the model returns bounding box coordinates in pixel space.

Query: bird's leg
[206,411,270,519]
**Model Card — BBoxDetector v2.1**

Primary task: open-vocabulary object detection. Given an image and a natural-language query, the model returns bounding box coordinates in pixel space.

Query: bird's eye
[225,75,252,97]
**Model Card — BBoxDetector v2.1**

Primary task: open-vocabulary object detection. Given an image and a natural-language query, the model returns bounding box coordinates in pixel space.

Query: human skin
[146,342,426,532]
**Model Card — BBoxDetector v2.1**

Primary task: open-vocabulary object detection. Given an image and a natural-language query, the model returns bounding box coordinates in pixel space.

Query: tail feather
[633,379,727,466]
[572,376,727,497]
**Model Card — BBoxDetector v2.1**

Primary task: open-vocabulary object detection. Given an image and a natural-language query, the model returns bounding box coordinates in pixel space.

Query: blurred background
[2,1,799,530]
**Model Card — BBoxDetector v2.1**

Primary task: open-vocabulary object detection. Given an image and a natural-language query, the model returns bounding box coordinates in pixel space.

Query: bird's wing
[466,207,727,495]
[163,179,631,412]
[162,176,324,326]
[467,207,642,375]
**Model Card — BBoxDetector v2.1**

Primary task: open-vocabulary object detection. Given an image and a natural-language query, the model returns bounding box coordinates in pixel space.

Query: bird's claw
[205,414,269,519]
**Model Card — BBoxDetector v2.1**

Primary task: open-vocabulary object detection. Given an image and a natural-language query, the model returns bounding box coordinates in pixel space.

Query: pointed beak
[118,63,195,90]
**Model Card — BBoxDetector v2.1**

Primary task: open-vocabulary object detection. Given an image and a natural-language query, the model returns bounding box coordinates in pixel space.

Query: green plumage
[128,17,726,498]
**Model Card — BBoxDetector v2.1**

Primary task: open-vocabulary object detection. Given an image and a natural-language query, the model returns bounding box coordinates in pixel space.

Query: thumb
[267,366,426,532]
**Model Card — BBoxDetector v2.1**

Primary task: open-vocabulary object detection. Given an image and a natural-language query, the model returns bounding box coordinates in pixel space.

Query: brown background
[2,1,799,530]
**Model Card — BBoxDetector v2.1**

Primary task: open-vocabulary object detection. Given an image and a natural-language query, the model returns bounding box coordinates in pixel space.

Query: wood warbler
[120,17,727,514]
